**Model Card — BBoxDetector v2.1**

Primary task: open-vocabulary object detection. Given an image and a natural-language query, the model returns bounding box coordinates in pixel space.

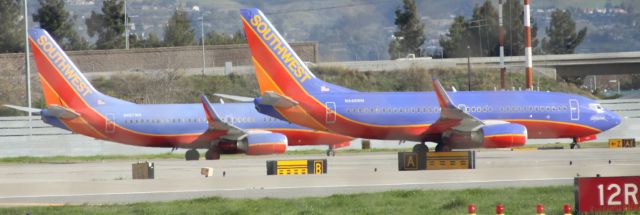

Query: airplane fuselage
[43,102,350,149]
[263,90,620,142]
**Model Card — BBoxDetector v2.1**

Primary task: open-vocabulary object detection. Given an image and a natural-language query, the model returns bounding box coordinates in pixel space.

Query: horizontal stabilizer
[259,91,299,108]
[200,95,246,140]
[2,105,41,114]
[213,93,254,102]
[46,105,80,119]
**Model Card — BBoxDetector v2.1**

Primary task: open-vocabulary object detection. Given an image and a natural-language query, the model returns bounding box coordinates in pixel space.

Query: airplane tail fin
[28,29,129,110]
[240,8,354,97]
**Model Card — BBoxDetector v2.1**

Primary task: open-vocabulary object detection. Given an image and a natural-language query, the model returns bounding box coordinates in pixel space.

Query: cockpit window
[589,103,605,113]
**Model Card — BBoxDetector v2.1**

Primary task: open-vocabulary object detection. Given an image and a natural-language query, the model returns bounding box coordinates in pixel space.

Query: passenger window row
[124,118,207,124]
[345,107,442,113]
[343,105,570,114]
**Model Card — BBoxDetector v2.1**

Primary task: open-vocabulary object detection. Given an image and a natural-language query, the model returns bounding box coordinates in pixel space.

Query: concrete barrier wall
[0,42,318,75]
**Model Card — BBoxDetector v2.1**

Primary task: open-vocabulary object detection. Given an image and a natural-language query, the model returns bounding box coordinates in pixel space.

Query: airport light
[609,79,620,95]
[23,0,32,135]
[193,5,206,76]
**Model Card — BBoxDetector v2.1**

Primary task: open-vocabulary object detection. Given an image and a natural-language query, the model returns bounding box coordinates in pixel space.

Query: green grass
[0,153,183,164]
[0,186,594,214]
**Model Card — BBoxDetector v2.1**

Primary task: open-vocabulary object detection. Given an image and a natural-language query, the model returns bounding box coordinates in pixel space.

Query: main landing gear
[326,145,336,157]
[435,144,452,152]
[570,138,582,149]
[412,142,429,154]
[185,149,200,161]
[205,147,220,160]
[185,147,221,161]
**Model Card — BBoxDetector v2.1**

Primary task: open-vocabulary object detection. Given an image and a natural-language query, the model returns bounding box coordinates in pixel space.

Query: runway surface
[0,148,639,205]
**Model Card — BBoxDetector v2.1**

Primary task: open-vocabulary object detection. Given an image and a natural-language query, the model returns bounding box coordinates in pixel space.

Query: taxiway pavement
[0,148,639,205]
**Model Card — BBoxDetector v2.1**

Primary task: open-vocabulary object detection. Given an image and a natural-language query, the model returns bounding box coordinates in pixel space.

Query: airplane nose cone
[609,111,621,128]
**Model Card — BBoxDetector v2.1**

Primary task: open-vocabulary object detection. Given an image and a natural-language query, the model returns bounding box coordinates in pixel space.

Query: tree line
[389,0,587,59]
[0,0,246,53]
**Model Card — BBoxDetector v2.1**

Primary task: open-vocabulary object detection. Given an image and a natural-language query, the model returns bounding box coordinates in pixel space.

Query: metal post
[524,0,533,90]
[498,0,506,89]
[201,15,205,76]
[618,80,621,95]
[24,0,32,135]
[124,0,128,49]
[467,45,471,91]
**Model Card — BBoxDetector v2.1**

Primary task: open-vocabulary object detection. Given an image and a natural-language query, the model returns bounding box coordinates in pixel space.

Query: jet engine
[217,133,287,155]
[443,123,527,148]
[238,133,287,155]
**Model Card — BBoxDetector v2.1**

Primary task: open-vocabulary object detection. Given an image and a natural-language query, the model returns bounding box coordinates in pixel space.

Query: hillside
[36,0,640,60]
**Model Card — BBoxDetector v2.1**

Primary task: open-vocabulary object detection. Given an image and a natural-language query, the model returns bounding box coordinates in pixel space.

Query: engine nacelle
[443,123,527,149]
[238,133,287,155]
[481,123,527,148]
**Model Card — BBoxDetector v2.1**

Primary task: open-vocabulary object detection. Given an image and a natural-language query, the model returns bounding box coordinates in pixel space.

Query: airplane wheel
[326,149,336,157]
[412,144,428,154]
[435,144,451,152]
[205,149,220,160]
[570,143,580,149]
[185,149,200,161]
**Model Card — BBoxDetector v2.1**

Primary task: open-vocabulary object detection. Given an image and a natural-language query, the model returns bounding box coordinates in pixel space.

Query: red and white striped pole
[524,0,533,90]
[499,0,506,89]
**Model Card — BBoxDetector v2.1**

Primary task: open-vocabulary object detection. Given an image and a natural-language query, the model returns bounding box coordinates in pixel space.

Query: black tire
[326,150,336,157]
[205,149,220,160]
[412,144,428,154]
[438,144,452,152]
[185,149,200,161]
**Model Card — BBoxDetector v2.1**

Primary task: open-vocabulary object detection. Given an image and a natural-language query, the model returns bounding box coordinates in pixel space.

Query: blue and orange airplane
[4,29,352,160]
[240,8,621,152]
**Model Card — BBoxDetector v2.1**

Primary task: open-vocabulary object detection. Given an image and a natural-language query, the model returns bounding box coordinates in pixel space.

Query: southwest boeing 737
[239,8,621,152]
[5,29,352,160]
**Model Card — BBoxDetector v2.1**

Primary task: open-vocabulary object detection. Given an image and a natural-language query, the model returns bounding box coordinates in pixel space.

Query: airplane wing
[214,93,254,102]
[200,95,247,140]
[425,78,485,134]
[259,91,299,108]
[3,104,41,114]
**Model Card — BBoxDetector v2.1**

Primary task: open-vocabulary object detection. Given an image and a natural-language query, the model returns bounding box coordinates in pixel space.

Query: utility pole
[124,0,129,49]
[23,0,32,135]
[498,0,506,89]
[200,16,205,76]
[467,45,472,91]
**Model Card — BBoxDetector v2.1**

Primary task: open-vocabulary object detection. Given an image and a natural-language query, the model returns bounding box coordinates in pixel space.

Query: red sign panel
[576,176,640,213]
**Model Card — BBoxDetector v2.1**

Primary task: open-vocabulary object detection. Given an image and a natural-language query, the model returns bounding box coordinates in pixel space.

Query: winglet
[200,95,221,124]
[200,95,247,139]
[432,77,456,109]
[201,95,231,131]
